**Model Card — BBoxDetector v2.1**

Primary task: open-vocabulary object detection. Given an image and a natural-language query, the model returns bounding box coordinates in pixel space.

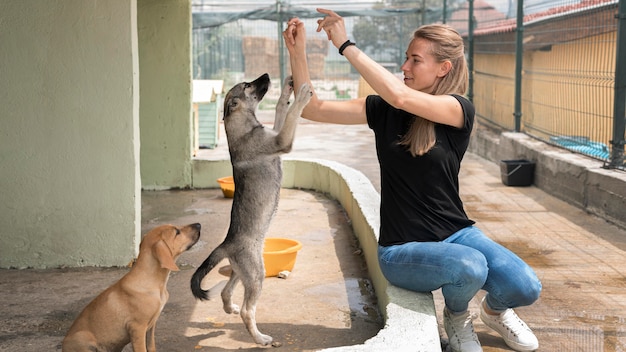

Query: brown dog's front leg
[129,324,149,352]
[147,324,157,352]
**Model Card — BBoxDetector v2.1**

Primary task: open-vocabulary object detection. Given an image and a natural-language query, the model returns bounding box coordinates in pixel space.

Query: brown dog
[62,223,201,352]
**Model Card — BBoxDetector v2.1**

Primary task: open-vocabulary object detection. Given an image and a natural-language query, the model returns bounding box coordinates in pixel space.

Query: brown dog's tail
[191,247,226,300]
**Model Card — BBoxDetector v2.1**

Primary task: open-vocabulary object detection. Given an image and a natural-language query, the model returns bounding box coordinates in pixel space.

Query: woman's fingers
[315,8,345,42]
[283,17,306,47]
[316,19,332,40]
[283,25,294,45]
[316,8,338,17]
[283,18,302,46]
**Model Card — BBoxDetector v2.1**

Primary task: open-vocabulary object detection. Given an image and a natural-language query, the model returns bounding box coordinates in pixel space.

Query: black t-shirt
[366,94,476,245]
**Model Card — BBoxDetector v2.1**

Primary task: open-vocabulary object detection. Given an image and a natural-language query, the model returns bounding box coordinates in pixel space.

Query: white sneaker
[444,308,483,352]
[480,298,539,351]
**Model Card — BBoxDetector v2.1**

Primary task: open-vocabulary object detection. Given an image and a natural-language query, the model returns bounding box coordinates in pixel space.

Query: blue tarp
[550,136,610,159]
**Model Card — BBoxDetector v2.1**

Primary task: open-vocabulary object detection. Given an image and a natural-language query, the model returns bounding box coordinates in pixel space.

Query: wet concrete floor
[0,187,383,352]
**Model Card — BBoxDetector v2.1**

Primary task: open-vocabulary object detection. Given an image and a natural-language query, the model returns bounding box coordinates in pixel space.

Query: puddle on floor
[344,277,382,325]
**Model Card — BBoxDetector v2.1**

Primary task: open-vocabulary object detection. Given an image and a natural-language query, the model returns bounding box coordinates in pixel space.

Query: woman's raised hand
[315,8,348,48]
[283,18,306,53]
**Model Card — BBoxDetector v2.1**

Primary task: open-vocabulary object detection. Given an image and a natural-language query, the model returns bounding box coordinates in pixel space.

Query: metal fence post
[468,0,474,103]
[277,0,287,91]
[514,0,524,132]
[607,0,626,169]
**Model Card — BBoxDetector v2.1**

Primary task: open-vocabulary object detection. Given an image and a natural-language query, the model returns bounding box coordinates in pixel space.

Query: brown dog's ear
[153,240,180,271]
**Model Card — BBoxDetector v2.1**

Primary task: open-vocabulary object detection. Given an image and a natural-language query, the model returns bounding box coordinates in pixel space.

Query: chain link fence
[460,0,623,169]
[192,0,625,170]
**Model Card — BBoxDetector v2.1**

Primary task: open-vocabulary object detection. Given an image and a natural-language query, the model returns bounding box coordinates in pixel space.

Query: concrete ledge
[469,129,626,230]
[192,157,442,352]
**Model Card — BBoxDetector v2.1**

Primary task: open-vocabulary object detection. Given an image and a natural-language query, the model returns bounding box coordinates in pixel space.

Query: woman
[283,8,541,352]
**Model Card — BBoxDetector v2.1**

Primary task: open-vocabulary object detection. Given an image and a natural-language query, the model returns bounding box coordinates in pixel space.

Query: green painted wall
[0,0,141,268]
[138,0,193,190]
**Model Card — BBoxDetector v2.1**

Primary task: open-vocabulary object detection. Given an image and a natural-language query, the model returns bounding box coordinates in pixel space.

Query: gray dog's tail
[191,247,225,301]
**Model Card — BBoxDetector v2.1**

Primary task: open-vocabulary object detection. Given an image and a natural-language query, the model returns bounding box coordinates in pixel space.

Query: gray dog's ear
[224,97,240,119]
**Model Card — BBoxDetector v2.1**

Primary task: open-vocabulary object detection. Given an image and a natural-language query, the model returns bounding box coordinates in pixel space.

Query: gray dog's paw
[283,76,294,90]
[296,83,313,105]
[278,76,294,108]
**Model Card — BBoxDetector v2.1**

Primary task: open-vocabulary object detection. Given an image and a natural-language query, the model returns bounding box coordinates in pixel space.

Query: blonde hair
[398,24,468,156]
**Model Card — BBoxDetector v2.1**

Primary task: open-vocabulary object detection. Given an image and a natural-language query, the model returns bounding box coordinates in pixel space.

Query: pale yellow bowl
[217,176,235,198]
[263,238,303,277]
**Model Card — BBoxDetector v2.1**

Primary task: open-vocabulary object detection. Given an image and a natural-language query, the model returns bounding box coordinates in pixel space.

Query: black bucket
[500,159,535,187]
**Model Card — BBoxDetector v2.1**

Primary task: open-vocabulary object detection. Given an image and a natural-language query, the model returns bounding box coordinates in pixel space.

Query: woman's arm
[316,8,464,128]
[283,19,367,125]
[341,44,464,128]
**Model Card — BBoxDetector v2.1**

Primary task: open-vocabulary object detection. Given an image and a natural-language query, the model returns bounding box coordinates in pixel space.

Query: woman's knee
[453,250,489,286]
[492,275,542,308]
[512,263,542,306]
[518,277,542,306]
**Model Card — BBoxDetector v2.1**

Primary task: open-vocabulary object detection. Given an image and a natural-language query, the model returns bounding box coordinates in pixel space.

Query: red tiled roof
[450,0,617,36]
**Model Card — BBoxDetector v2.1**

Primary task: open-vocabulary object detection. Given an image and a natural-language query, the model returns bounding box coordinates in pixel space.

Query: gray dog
[191,73,312,346]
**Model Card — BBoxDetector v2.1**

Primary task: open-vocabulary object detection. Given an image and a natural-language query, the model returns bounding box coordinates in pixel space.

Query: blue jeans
[378,226,541,313]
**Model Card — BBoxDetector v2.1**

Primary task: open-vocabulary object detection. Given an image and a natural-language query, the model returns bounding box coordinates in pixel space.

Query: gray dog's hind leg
[227,252,271,345]
[221,272,241,314]
[241,277,272,346]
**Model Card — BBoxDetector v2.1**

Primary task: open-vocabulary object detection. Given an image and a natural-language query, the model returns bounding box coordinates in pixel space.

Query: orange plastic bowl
[263,238,303,277]
[217,176,235,198]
